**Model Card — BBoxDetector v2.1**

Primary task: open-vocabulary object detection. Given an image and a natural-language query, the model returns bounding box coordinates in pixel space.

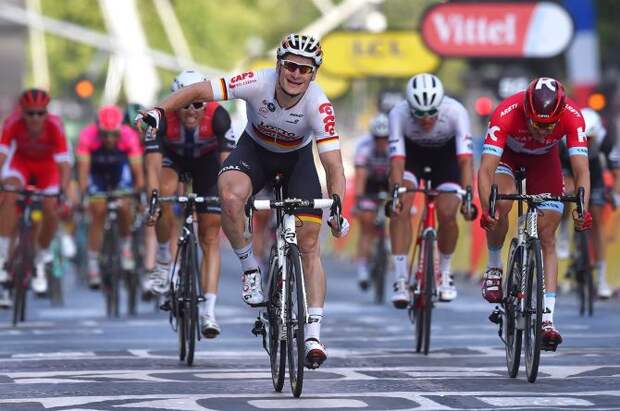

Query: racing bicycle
[250,174,341,398]
[487,167,585,383]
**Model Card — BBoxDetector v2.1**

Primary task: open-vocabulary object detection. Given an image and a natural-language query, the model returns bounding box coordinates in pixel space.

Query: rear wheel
[525,239,543,383]
[286,244,305,398]
[372,237,387,304]
[267,247,285,392]
[504,238,523,378]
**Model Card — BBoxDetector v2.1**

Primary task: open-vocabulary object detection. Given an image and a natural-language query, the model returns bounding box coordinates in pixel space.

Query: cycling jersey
[0,113,69,163]
[209,68,340,154]
[0,113,69,192]
[354,134,389,194]
[388,96,473,159]
[482,91,587,158]
[144,103,235,157]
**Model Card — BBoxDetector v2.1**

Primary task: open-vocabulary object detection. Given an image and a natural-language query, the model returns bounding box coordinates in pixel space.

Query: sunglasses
[280,59,315,75]
[101,130,120,138]
[412,108,438,118]
[24,110,47,117]
[529,119,557,131]
[182,101,205,110]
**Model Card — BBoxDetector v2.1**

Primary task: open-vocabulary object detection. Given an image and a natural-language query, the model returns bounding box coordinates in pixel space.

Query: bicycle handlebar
[251,198,334,210]
[489,184,585,218]
[0,185,60,199]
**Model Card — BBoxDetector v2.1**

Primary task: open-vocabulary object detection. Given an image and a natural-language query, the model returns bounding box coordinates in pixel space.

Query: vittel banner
[421,2,574,58]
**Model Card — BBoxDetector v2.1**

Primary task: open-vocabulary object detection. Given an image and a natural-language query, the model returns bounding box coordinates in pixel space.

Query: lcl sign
[421,2,574,58]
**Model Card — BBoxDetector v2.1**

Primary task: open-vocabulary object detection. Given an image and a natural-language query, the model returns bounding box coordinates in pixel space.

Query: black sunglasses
[101,130,120,138]
[280,59,315,75]
[529,119,557,131]
[24,110,47,117]
[412,108,438,118]
[183,101,205,110]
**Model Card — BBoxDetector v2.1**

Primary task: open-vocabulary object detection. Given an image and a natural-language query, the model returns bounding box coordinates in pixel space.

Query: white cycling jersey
[388,97,473,158]
[209,68,340,154]
[354,134,389,176]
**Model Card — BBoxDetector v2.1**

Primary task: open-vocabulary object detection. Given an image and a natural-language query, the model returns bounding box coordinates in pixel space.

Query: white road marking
[478,396,594,407]
[248,399,368,409]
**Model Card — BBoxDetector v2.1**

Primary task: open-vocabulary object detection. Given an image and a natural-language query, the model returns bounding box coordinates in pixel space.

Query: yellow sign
[248,58,350,100]
[321,31,440,78]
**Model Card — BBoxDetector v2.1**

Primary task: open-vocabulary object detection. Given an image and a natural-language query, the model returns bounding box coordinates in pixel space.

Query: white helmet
[277,33,323,67]
[406,73,444,112]
[581,107,604,139]
[370,113,389,138]
[171,69,206,92]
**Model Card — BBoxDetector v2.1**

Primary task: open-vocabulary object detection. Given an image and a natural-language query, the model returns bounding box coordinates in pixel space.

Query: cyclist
[353,113,390,289]
[0,89,71,300]
[76,105,144,288]
[144,69,236,338]
[478,77,591,350]
[389,73,475,308]
[559,107,620,298]
[140,33,349,368]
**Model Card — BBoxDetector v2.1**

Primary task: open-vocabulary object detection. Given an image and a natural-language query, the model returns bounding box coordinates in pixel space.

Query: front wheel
[267,246,285,392]
[286,244,305,398]
[415,230,435,356]
[525,239,543,383]
[371,236,387,304]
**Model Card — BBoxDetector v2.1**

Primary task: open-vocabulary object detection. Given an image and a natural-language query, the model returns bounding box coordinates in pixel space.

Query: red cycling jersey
[482,91,588,158]
[0,113,70,163]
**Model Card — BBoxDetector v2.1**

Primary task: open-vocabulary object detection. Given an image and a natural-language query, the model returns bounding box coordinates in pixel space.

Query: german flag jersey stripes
[209,68,340,154]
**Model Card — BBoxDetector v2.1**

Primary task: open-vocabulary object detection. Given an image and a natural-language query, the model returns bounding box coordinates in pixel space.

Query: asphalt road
[0,248,618,411]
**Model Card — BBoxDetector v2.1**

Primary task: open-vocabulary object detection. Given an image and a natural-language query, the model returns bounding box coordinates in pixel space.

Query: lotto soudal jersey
[209,68,340,154]
[482,91,588,158]
[388,96,473,159]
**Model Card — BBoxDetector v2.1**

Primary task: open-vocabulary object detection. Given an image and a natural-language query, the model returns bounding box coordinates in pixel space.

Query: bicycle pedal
[542,343,558,352]
[251,318,265,337]
[248,301,267,308]
[488,306,503,325]
[159,300,171,312]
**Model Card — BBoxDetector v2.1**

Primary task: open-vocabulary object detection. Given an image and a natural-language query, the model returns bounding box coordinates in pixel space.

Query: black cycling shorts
[162,149,220,214]
[404,137,461,188]
[219,133,323,222]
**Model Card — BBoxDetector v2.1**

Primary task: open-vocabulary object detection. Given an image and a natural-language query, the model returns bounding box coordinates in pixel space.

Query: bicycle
[1,185,58,326]
[90,191,139,318]
[487,167,585,383]
[392,167,475,356]
[149,190,219,366]
[249,174,340,398]
[359,192,389,304]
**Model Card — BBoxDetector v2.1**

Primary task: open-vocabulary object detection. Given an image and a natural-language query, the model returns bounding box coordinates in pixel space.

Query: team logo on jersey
[577,126,587,143]
[487,125,500,142]
[262,100,276,112]
[229,71,255,89]
[500,103,518,117]
[318,103,336,136]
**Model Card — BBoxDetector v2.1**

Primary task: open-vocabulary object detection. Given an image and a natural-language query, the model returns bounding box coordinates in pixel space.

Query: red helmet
[97,105,123,132]
[523,77,566,123]
[19,88,50,109]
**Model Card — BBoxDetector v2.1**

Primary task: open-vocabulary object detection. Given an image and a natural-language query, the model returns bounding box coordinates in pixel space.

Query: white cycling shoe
[438,273,457,302]
[304,338,327,369]
[120,248,136,271]
[598,279,612,299]
[242,268,264,306]
[0,258,9,283]
[149,261,171,295]
[31,272,48,295]
[0,288,12,309]
[200,314,221,339]
[391,278,409,309]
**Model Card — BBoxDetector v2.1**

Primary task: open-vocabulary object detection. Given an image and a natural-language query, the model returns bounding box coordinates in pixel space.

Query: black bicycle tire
[585,264,594,316]
[420,230,435,356]
[12,229,34,326]
[12,272,25,326]
[372,237,387,304]
[101,221,121,318]
[267,246,286,392]
[414,303,423,353]
[185,239,199,366]
[574,231,589,316]
[127,271,138,316]
[286,244,305,398]
[525,238,543,383]
[176,244,187,362]
[504,238,523,378]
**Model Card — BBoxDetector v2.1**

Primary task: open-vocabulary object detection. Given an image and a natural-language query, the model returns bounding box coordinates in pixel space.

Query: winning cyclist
[140,33,349,368]
[144,69,236,338]
[353,113,390,289]
[389,73,475,308]
[478,77,590,350]
[0,89,71,300]
[77,105,144,288]
[559,107,620,298]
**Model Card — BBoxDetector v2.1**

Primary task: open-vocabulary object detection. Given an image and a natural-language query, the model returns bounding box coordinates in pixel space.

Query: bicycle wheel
[101,226,120,318]
[504,238,523,378]
[126,271,138,316]
[184,240,200,366]
[176,250,187,362]
[525,238,543,383]
[267,247,286,392]
[372,237,387,304]
[12,271,26,326]
[575,232,593,317]
[286,244,305,398]
[420,230,435,356]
